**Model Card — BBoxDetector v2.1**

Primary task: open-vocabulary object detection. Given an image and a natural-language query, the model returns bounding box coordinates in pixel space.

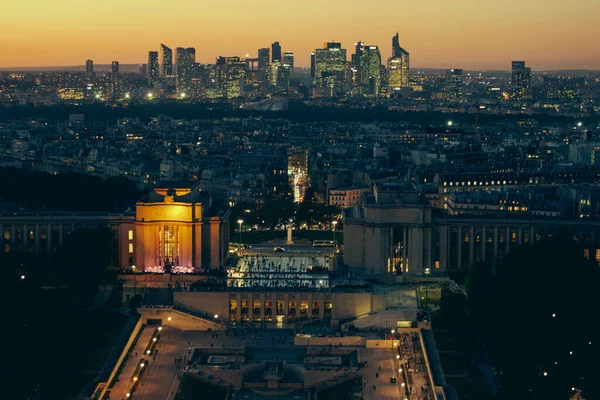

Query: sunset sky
[1,0,599,70]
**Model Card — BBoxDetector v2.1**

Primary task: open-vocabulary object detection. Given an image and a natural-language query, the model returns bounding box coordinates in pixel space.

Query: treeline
[0,167,141,212]
[438,235,600,399]
[0,101,588,126]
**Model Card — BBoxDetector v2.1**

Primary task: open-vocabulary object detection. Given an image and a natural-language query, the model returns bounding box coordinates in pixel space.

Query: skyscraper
[257,48,270,86]
[160,44,173,77]
[271,42,281,63]
[310,52,316,79]
[352,41,365,70]
[110,61,121,100]
[175,47,196,93]
[359,45,382,96]
[284,52,294,78]
[313,42,347,97]
[148,51,159,84]
[85,59,94,82]
[225,56,246,99]
[511,61,532,100]
[445,69,464,101]
[388,32,410,89]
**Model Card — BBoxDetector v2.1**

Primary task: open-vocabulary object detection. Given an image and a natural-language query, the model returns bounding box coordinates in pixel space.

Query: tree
[481,239,600,400]
[57,227,115,285]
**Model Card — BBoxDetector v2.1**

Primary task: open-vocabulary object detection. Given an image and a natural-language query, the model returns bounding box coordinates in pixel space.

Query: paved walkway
[360,348,405,400]
[110,327,155,400]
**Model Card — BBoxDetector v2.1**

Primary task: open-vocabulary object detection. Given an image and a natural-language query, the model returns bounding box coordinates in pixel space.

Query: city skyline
[2,0,599,70]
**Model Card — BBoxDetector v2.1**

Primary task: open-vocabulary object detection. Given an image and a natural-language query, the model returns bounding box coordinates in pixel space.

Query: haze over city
[2,0,600,69]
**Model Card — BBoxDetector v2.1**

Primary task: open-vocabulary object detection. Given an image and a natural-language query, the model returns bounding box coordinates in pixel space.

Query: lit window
[583,249,590,260]
[128,230,134,240]
[596,249,600,262]
[129,243,134,254]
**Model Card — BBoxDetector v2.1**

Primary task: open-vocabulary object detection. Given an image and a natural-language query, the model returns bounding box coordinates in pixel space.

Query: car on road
[389,376,397,384]
[274,247,286,252]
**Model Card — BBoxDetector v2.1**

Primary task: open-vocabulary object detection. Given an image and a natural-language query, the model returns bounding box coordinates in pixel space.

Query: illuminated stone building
[134,183,230,272]
[344,181,600,277]
[0,183,230,272]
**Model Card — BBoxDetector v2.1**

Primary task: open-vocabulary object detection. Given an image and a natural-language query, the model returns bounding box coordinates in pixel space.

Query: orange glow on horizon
[1,0,599,70]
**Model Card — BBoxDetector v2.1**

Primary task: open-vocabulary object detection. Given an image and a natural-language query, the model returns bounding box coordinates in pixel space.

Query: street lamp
[214,314,219,331]
[332,220,338,254]
[424,267,431,309]
[132,265,137,297]
[237,219,243,244]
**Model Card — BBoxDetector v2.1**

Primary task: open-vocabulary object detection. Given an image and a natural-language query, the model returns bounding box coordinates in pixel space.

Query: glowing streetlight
[577,122,583,127]
[332,220,338,253]
[447,121,453,127]
[153,337,157,342]
[168,316,172,321]
[147,92,154,99]
[158,326,163,331]
[391,329,395,334]
[180,93,186,98]
[140,362,145,368]
[95,94,100,99]
[237,219,243,244]
[20,275,26,280]
[396,355,400,359]
[214,314,219,319]
[543,372,548,377]
[125,93,130,99]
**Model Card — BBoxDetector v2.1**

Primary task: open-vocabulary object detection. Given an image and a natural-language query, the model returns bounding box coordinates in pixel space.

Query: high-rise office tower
[110,61,121,100]
[175,47,196,93]
[160,44,173,77]
[277,65,291,94]
[86,59,94,82]
[511,61,532,100]
[257,48,270,85]
[148,51,159,84]
[310,52,316,79]
[445,69,464,101]
[352,41,365,70]
[225,56,246,98]
[271,42,281,63]
[389,32,410,89]
[313,42,347,97]
[359,45,382,96]
[284,52,294,79]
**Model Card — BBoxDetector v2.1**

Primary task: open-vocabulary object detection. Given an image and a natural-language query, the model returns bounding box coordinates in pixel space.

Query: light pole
[237,219,243,245]
[132,265,137,298]
[332,220,338,254]
[214,314,219,331]
[424,267,431,309]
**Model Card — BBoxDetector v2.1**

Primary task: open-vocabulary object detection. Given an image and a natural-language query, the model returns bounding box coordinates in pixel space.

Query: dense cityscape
[2,13,599,400]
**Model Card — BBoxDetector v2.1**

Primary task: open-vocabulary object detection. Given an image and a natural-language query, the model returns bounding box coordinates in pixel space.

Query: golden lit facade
[135,184,230,272]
